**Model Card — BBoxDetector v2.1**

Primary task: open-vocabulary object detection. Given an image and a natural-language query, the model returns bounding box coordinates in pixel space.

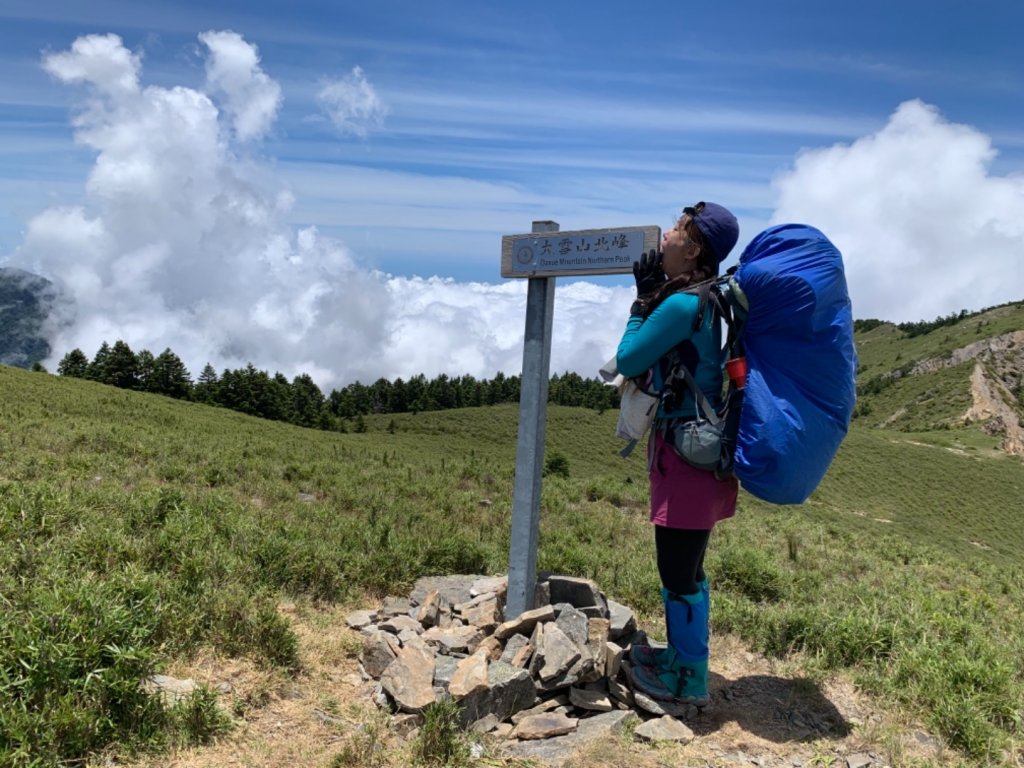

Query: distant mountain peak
[0,267,60,369]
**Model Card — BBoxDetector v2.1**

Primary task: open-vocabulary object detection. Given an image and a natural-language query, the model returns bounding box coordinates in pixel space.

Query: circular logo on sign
[516,246,534,265]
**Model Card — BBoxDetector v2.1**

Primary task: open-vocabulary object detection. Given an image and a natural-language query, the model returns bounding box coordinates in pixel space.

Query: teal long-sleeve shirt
[616,291,725,420]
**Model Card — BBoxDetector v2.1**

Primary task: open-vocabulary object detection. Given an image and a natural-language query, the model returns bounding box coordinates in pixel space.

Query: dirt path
[105,602,958,768]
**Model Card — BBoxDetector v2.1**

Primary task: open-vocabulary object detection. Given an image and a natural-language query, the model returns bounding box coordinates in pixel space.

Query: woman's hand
[633,249,665,299]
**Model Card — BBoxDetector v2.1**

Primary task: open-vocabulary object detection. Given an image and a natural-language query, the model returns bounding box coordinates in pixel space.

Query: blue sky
[1,1,1022,385]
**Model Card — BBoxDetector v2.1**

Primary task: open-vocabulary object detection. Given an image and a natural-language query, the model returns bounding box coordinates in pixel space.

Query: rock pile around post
[347,573,698,762]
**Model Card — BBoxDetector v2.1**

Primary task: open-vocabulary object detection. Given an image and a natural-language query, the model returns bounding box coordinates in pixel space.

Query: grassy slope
[2,340,1024,764]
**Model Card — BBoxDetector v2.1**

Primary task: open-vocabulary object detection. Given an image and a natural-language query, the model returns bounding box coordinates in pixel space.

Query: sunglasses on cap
[682,201,706,217]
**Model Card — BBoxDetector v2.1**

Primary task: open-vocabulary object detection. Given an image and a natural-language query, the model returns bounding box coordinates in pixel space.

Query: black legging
[655,525,710,596]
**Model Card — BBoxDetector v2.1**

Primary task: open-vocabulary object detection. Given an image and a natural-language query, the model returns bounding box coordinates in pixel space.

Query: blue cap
[688,201,739,264]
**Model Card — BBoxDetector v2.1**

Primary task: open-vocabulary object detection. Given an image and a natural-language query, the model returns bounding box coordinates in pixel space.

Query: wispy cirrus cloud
[316,66,388,137]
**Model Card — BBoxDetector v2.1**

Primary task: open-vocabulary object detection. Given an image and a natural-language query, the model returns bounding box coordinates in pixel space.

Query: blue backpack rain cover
[733,224,857,504]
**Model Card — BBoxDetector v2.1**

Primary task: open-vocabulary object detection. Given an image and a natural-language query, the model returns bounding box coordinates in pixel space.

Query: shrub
[713,545,785,602]
[411,699,472,767]
[543,450,570,479]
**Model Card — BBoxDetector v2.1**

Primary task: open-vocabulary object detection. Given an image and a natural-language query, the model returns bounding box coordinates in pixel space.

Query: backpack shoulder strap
[662,347,721,424]
[683,282,713,332]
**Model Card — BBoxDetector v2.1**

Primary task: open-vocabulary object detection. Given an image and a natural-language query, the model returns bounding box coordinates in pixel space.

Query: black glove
[632,249,665,300]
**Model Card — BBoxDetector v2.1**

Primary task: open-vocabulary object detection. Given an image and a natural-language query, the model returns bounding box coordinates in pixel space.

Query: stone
[449,649,490,699]
[607,599,637,640]
[581,618,609,682]
[422,624,485,654]
[535,624,581,682]
[461,598,500,631]
[510,641,533,668]
[470,713,500,733]
[457,661,537,727]
[534,579,551,608]
[380,615,421,634]
[400,634,431,655]
[605,641,625,678]
[144,675,196,704]
[579,708,638,737]
[410,574,482,608]
[380,596,412,617]
[847,755,874,768]
[502,707,637,766]
[416,589,442,628]
[454,591,499,613]
[380,645,436,713]
[471,575,507,599]
[500,634,530,666]
[608,677,634,707]
[534,631,593,692]
[513,711,578,740]
[553,604,589,650]
[633,715,695,744]
[548,576,608,616]
[569,686,613,712]
[432,655,459,689]
[510,694,571,724]
[631,688,692,719]
[478,635,503,661]
[494,605,555,640]
[493,722,514,738]
[360,631,398,678]
[622,628,649,649]
[345,609,376,629]
[397,628,420,645]
[390,713,423,738]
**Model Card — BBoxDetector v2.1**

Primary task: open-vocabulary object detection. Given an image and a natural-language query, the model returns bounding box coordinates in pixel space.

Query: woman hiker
[614,201,740,706]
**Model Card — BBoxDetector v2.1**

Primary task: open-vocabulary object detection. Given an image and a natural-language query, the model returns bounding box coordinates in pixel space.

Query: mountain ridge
[0,266,59,368]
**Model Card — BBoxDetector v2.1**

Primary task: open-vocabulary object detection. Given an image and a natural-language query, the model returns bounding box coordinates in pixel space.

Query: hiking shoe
[628,643,673,668]
[627,661,710,707]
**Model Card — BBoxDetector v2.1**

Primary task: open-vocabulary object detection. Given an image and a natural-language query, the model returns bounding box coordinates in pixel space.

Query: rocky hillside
[854,302,1024,456]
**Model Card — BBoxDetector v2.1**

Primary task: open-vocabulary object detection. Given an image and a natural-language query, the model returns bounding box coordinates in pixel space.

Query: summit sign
[501,225,660,278]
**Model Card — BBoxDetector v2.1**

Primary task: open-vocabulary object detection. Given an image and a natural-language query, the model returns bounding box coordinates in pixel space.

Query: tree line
[854,300,1024,339]
[55,341,619,432]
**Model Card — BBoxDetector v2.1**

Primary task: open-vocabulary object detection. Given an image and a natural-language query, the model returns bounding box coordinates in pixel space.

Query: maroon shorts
[649,432,738,529]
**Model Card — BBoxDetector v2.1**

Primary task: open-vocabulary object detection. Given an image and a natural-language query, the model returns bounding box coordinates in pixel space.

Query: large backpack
[663,223,857,504]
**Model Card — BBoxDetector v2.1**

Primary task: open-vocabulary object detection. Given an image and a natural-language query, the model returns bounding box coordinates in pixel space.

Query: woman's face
[661,216,700,278]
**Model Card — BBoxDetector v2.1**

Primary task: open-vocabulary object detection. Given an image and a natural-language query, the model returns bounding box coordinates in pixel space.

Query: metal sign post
[502,221,660,620]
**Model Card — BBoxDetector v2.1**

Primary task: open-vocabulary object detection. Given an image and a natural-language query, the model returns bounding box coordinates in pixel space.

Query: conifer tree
[194,363,219,403]
[57,348,89,378]
[291,373,325,427]
[86,342,112,383]
[151,349,192,399]
[106,340,140,389]
[136,349,156,391]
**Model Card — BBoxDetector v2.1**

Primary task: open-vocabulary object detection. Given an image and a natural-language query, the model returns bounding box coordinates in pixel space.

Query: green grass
[2,361,1024,765]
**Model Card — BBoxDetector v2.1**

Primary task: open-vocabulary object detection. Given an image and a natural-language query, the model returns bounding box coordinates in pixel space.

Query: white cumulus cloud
[42,33,141,96]
[199,30,282,141]
[771,99,1024,323]
[317,66,388,137]
[8,32,628,391]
